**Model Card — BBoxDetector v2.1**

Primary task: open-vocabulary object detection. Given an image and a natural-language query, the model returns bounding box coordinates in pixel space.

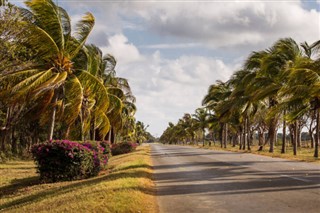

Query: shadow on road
[151,146,320,198]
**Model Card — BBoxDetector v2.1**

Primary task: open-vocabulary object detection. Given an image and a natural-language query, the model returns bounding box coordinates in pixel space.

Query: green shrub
[111,142,138,156]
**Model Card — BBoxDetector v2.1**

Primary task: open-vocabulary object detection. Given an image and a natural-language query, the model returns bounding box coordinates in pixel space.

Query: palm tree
[135,121,149,144]
[193,108,209,146]
[280,40,320,157]
[186,114,198,145]
[221,69,261,151]
[243,39,302,153]
[0,0,110,141]
[203,80,231,148]
[101,54,137,143]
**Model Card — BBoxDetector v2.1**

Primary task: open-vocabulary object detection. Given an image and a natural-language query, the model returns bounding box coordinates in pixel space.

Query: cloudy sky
[15,0,320,136]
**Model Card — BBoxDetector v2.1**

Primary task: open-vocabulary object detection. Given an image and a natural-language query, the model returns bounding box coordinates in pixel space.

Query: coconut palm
[101,54,137,143]
[0,0,110,141]
[243,39,300,152]
[220,69,259,150]
[203,80,231,148]
[279,40,320,157]
[135,121,149,144]
[193,108,209,146]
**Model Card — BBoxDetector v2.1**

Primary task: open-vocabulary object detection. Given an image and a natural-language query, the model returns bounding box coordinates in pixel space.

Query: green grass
[0,145,158,213]
[190,143,320,164]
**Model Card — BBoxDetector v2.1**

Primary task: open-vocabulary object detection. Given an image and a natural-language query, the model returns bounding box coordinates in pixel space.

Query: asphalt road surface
[151,144,320,213]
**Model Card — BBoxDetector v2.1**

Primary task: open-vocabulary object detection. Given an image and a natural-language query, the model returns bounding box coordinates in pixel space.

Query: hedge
[111,142,138,156]
[31,140,110,182]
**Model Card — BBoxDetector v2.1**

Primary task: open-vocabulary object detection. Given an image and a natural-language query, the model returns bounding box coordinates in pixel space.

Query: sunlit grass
[0,145,158,213]
[190,142,320,164]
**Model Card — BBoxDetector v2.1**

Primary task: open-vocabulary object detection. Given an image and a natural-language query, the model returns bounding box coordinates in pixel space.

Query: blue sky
[12,0,320,137]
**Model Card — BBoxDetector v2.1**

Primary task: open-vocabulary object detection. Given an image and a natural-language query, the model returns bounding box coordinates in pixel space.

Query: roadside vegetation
[191,143,319,163]
[160,38,320,160]
[0,0,154,163]
[0,145,157,213]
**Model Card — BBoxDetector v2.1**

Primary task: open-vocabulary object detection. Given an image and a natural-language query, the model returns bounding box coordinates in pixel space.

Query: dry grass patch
[0,145,158,213]
[191,144,320,164]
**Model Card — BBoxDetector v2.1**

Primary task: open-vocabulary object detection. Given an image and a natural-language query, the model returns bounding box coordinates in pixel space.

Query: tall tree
[0,0,109,141]
[193,108,209,146]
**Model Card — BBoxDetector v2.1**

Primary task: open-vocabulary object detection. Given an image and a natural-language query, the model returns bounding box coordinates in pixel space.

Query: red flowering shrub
[111,142,138,156]
[31,140,109,182]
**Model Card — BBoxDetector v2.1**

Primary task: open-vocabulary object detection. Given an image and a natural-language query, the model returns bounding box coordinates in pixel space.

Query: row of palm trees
[0,0,150,156]
[160,38,320,158]
[160,108,210,147]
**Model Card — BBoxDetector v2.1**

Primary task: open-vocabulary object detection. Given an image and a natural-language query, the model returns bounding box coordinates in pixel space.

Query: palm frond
[26,89,54,120]
[11,69,51,94]
[244,51,267,71]
[107,93,123,115]
[15,21,59,59]
[253,83,281,102]
[85,44,102,76]
[33,71,68,96]
[0,69,40,85]
[68,13,95,59]
[58,6,71,41]
[107,87,125,99]
[76,70,109,114]
[102,54,117,75]
[63,75,83,125]
[25,0,65,50]
[95,113,110,138]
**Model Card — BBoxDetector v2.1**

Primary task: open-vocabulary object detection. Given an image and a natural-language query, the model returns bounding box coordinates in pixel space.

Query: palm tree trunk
[232,133,237,147]
[243,119,246,150]
[268,118,277,153]
[49,96,58,141]
[281,110,286,153]
[247,118,251,151]
[112,129,116,144]
[293,120,298,156]
[309,130,314,148]
[258,128,264,146]
[220,123,223,148]
[90,115,96,141]
[11,126,17,154]
[297,122,301,148]
[65,125,71,139]
[239,128,243,150]
[223,123,227,148]
[202,129,205,147]
[212,132,216,146]
[108,127,112,142]
[314,107,319,158]
[0,130,5,152]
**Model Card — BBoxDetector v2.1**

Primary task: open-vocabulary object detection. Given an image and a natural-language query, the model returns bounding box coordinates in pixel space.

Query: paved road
[150,144,320,213]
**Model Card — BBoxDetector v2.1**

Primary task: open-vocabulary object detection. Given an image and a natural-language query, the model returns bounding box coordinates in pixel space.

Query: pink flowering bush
[80,141,110,170]
[111,142,138,156]
[31,140,109,182]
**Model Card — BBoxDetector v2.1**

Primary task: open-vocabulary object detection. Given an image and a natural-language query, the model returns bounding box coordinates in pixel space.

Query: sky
[13,0,320,137]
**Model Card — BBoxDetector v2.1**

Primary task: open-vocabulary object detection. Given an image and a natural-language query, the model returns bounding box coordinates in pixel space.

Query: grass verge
[188,143,320,164]
[0,145,158,213]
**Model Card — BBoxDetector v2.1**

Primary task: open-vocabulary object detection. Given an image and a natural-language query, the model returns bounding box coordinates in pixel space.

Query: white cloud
[140,43,200,49]
[110,50,235,136]
[101,34,143,65]
[118,0,319,48]
[57,0,320,136]
[70,1,319,54]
